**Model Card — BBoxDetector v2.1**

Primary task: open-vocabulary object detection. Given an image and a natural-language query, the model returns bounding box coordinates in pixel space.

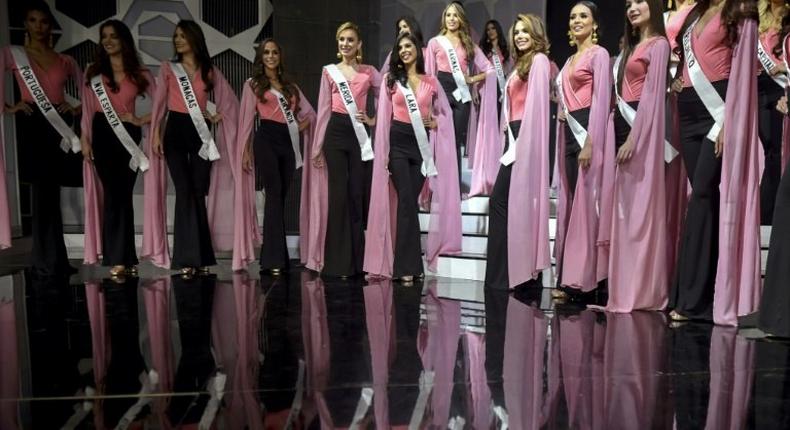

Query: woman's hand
[6,101,34,115]
[242,145,253,172]
[119,112,140,126]
[423,114,437,130]
[298,119,310,131]
[81,138,93,162]
[152,131,163,157]
[578,140,593,169]
[616,135,635,164]
[777,95,788,115]
[670,77,684,94]
[204,111,223,124]
[771,63,788,76]
[714,125,724,158]
[312,153,324,169]
[557,109,567,122]
[57,102,79,115]
[355,110,375,127]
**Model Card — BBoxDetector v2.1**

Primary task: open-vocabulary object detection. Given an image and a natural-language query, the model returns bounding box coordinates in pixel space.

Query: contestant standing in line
[605,0,671,312]
[2,1,83,275]
[484,14,552,290]
[480,19,512,119]
[664,0,696,286]
[380,16,425,76]
[81,20,154,277]
[553,1,613,299]
[364,33,461,283]
[233,39,316,274]
[669,0,761,325]
[424,2,499,195]
[144,20,239,276]
[757,0,788,223]
[303,22,380,278]
[758,13,790,337]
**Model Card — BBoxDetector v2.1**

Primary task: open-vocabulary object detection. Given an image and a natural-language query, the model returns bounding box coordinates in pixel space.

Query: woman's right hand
[312,153,324,169]
[242,145,253,172]
[557,109,567,122]
[670,78,684,94]
[578,142,593,169]
[6,101,34,115]
[152,132,163,157]
[81,138,93,162]
[777,95,788,115]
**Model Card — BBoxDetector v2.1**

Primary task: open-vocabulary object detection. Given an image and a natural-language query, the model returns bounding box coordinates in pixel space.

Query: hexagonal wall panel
[55,0,116,28]
[201,0,258,37]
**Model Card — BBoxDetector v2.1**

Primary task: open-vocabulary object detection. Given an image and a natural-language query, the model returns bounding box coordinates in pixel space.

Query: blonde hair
[759,0,787,33]
[439,3,476,63]
[510,14,550,80]
[336,21,363,61]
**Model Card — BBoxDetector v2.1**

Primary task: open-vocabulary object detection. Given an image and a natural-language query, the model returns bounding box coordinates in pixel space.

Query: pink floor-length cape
[606,38,670,312]
[464,331,492,429]
[554,45,613,292]
[502,297,549,430]
[363,74,461,277]
[712,20,763,326]
[140,277,176,428]
[231,81,316,270]
[82,72,156,265]
[0,52,10,250]
[423,37,499,191]
[142,62,239,269]
[363,280,395,429]
[300,272,334,427]
[506,54,552,288]
[704,326,754,430]
[783,33,790,173]
[302,64,381,272]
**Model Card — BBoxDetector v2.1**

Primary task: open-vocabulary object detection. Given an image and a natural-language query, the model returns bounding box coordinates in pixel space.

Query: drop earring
[24,31,30,47]
[337,52,342,59]
[592,27,599,44]
[568,30,575,47]
[667,0,673,9]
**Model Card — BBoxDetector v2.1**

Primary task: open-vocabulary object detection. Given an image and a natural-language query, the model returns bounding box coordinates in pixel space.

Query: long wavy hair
[250,38,300,113]
[618,0,668,91]
[394,15,424,46]
[173,20,214,92]
[480,20,510,63]
[674,0,758,62]
[336,21,364,62]
[86,20,149,95]
[775,3,790,55]
[439,2,476,62]
[510,14,550,81]
[386,33,426,89]
[759,0,787,33]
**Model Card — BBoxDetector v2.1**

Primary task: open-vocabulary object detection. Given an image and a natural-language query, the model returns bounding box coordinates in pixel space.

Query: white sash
[90,75,150,172]
[269,87,303,169]
[324,64,375,161]
[663,12,679,77]
[491,49,507,98]
[783,34,790,85]
[757,37,788,88]
[612,53,679,163]
[499,72,519,166]
[682,18,725,142]
[436,36,472,103]
[556,61,588,148]
[396,82,438,177]
[170,62,221,161]
[10,46,80,153]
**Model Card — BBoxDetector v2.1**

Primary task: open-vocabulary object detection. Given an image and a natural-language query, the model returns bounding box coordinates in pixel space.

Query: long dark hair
[86,20,149,95]
[386,33,426,89]
[480,20,510,63]
[618,0,668,91]
[250,38,300,112]
[674,0,758,63]
[394,15,424,46]
[173,20,214,92]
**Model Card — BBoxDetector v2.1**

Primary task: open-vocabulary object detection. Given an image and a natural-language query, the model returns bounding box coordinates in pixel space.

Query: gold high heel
[110,265,126,277]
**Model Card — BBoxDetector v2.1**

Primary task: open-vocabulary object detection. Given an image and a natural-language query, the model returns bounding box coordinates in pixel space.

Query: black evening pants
[758,74,783,225]
[759,153,790,336]
[438,71,471,191]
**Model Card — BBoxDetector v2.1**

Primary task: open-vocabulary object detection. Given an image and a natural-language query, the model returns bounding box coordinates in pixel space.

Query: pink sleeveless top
[88,71,155,114]
[665,6,694,52]
[759,28,783,69]
[621,39,661,102]
[430,37,470,73]
[563,45,609,112]
[326,64,379,114]
[161,63,210,113]
[681,12,732,87]
[507,74,529,120]
[256,88,298,124]
[4,47,81,105]
[391,76,438,123]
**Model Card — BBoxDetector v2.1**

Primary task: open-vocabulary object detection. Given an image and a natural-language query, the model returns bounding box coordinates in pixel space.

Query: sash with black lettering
[269,87,303,169]
[324,64,374,161]
[556,59,588,148]
[490,49,507,99]
[170,62,220,161]
[682,18,725,142]
[758,37,788,88]
[90,75,149,171]
[436,36,472,103]
[10,46,80,153]
[396,82,437,176]
[499,72,519,166]
[612,53,678,162]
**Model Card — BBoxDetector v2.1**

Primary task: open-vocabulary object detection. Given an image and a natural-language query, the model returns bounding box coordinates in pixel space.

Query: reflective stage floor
[1,262,790,429]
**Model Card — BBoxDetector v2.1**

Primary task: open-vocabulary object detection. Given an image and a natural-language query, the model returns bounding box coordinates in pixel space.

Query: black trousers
[438,71,471,191]
[670,80,728,320]
[163,112,216,269]
[254,120,295,270]
[91,113,141,267]
[563,108,590,201]
[322,113,365,277]
[389,121,427,278]
[759,157,790,336]
[16,107,77,274]
[758,74,784,225]
[613,101,639,150]
[485,121,521,289]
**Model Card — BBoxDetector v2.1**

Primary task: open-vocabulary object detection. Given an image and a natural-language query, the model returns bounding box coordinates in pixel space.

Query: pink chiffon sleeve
[783,36,790,173]
[713,19,763,326]
[302,72,333,270]
[363,76,397,277]
[426,76,462,268]
[424,38,439,76]
[81,82,103,264]
[66,55,85,103]
[506,54,552,288]
[207,66,240,252]
[469,44,501,195]
[142,62,173,268]
[379,50,392,77]
[231,81,260,270]
[0,49,9,249]
[295,86,317,267]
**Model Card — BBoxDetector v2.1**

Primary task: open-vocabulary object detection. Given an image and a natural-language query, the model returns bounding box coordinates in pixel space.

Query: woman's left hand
[57,103,79,115]
[616,135,635,164]
[298,119,310,131]
[714,126,724,158]
[423,115,437,130]
[204,111,223,124]
[355,110,375,126]
[119,112,140,126]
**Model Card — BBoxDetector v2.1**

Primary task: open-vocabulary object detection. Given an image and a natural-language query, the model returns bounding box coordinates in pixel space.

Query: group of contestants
[2,0,790,332]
